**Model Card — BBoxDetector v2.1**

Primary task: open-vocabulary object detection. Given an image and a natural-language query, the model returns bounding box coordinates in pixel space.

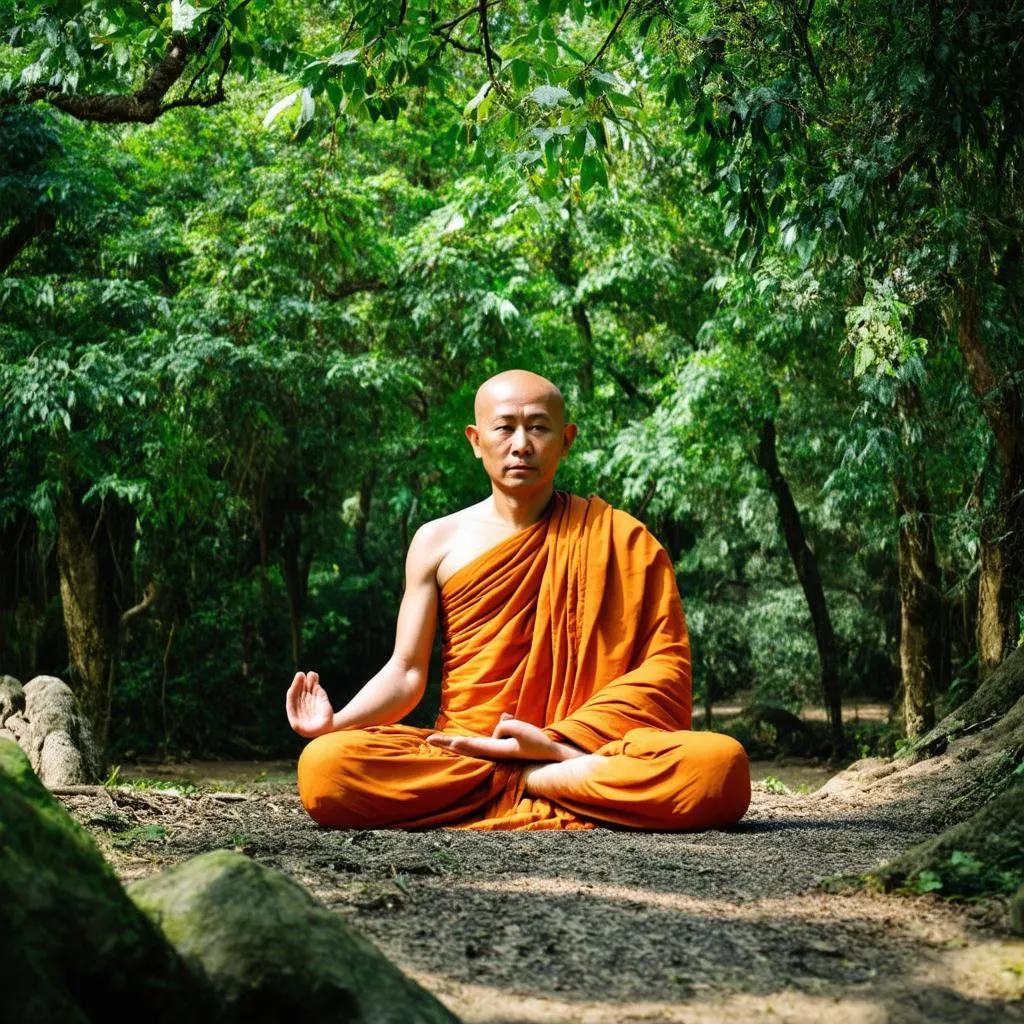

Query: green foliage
[907,851,1023,899]
[1,0,1021,759]
[111,823,171,850]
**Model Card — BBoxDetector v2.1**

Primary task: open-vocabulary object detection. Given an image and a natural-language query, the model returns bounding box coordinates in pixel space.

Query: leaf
[296,88,315,130]
[854,342,874,376]
[912,871,943,893]
[262,90,300,129]
[464,80,491,117]
[608,91,640,110]
[328,48,361,66]
[580,153,607,192]
[170,1,199,32]
[530,85,575,108]
[509,58,530,89]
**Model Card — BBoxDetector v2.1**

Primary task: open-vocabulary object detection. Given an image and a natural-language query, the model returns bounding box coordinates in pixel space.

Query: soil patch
[59,755,1023,1023]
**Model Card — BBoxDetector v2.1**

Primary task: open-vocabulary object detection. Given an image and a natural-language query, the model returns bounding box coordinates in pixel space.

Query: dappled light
[3,1,1023,1020]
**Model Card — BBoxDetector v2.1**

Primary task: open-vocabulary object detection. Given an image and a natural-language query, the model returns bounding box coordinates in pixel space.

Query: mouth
[507,464,535,473]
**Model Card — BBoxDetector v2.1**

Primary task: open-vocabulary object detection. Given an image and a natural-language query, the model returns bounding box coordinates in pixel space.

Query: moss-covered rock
[869,780,1024,897]
[0,739,218,1024]
[129,850,460,1024]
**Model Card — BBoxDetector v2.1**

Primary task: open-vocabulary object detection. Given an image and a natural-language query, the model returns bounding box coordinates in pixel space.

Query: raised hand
[285,670,335,738]
[426,713,579,762]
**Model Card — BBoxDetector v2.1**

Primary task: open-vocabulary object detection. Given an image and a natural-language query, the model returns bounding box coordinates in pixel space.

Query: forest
[3,3,1024,1022]
[2,0,1022,765]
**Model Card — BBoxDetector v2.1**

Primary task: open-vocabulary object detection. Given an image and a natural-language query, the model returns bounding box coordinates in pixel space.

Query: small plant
[760,775,791,795]
[228,832,256,851]
[121,777,201,798]
[910,869,944,894]
[111,824,169,850]
[906,850,1024,898]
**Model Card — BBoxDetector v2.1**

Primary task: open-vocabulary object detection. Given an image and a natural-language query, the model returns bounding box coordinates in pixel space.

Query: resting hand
[427,714,578,762]
[286,671,335,738]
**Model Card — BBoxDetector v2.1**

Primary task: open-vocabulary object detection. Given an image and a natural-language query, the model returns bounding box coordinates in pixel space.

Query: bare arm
[286,524,441,737]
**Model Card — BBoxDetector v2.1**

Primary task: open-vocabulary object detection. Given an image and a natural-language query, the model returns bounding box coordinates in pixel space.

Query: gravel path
[60,755,1024,1023]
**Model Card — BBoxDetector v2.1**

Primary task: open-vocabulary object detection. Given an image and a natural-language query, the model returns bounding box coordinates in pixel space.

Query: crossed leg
[297,725,750,831]
[522,728,750,829]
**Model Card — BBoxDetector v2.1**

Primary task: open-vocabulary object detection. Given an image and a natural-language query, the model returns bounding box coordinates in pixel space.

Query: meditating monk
[287,369,750,831]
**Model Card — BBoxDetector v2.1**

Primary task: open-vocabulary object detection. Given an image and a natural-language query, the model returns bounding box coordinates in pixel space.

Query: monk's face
[466,372,577,493]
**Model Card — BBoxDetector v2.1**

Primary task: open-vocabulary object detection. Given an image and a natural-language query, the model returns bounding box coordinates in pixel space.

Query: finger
[309,670,319,687]
[492,719,522,739]
[500,712,513,721]
[455,736,519,759]
[286,673,305,712]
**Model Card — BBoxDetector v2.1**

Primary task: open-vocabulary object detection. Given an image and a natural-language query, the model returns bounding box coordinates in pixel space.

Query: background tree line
[1,0,1020,761]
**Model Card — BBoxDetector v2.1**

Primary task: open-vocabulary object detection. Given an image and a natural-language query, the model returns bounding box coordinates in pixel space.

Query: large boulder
[130,851,460,1024]
[22,675,103,786]
[0,739,218,1024]
[0,674,24,723]
[0,739,461,1023]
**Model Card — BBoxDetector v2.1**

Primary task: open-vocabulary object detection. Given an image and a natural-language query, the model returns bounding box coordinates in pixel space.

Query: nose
[511,426,532,455]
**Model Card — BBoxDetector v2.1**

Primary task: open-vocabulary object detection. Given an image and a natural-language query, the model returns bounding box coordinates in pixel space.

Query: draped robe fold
[298,493,750,831]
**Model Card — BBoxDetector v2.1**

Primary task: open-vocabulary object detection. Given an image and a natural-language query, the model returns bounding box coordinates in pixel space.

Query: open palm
[285,671,335,738]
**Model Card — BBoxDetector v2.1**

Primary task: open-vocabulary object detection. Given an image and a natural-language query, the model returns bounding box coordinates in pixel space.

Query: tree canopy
[1,0,1021,760]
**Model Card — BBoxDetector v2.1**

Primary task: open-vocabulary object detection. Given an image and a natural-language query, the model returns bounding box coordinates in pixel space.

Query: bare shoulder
[406,504,485,583]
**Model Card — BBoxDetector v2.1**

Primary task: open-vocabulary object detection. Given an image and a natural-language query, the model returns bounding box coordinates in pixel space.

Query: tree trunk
[551,228,594,399]
[704,665,714,729]
[55,486,129,749]
[572,300,595,400]
[756,417,844,756]
[895,494,940,738]
[281,520,308,671]
[893,386,943,738]
[956,289,1024,680]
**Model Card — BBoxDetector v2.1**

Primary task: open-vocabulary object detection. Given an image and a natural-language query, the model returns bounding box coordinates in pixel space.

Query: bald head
[466,370,577,495]
[473,369,566,426]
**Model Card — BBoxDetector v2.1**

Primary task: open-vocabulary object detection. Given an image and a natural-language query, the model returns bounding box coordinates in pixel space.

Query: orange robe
[298,493,750,831]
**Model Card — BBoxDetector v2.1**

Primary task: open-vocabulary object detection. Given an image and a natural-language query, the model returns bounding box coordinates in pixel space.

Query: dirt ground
[59,753,1023,1024]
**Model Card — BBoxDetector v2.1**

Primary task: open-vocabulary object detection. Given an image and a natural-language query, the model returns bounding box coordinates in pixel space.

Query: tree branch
[478,0,506,96]
[585,0,634,72]
[11,28,228,124]
[121,582,158,630]
[322,278,387,300]
[0,211,55,274]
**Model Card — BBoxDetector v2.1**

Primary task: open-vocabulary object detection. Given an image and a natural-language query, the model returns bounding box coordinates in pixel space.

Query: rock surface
[0,739,218,1024]
[130,850,461,1024]
[0,739,462,1024]
[0,674,24,722]
[18,675,102,786]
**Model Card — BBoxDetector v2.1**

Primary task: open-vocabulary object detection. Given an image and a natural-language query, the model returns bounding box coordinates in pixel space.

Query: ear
[561,422,578,454]
[465,424,482,458]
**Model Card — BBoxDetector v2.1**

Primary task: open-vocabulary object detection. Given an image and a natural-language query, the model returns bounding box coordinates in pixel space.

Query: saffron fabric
[298,493,750,830]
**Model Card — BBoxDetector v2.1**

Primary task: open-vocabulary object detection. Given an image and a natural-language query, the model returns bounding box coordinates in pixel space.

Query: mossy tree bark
[871,647,1024,897]
[912,644,1024,756]
[893,393,943,739]
[956,290,1024,681]
[55,479,134,750]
